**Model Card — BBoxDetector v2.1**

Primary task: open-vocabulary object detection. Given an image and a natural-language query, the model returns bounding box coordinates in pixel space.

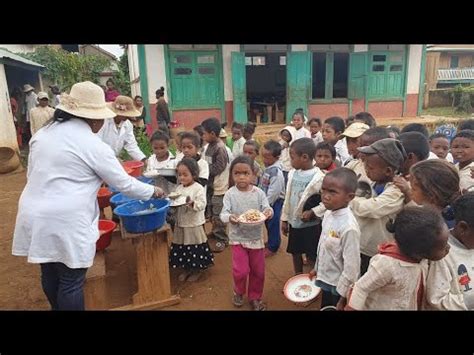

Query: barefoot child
[169,158,214,282]
[220,155,273,310]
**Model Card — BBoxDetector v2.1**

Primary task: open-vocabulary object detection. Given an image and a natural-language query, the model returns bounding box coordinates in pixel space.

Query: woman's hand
[229,214,240,225]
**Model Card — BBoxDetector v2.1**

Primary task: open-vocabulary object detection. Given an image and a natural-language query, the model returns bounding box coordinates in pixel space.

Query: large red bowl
[97,219,117,251]
[122,161,144,177]
[97,187,112,209]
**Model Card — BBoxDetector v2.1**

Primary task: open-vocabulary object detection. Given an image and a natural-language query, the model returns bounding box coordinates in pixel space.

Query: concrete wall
[144,45,168,104]
[127,44,141,98]
[0,64,19,151]
[407,45,422,94]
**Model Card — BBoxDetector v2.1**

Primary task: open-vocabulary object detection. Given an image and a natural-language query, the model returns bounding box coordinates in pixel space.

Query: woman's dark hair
[399,132,430,161]
[134,95,142,101]
[315,141,336,159]
[308,117,322,126]
[201,117,221,136]
[324,116,345,134]
[458,119,474,131]
[232,122,244,131]
[177,157,200,181]
[50,108,81,124]
[244,140,260,155]
[150,130,170,145]
[453,129,474,142]
[354,112,376,128]
[453,192,474,227]
[243,122,256,135]
[180,132,201,149]
[263,139,282,158]
[291,137,317,158]
[401,123,429,138]
[230,155,254,175]
[386,206,445,259]
[410,159,460,208]
[155,86,165,97]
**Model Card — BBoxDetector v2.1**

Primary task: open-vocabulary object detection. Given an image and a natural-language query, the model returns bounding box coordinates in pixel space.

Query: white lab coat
[12,119,155,269]
[96,118,146,161]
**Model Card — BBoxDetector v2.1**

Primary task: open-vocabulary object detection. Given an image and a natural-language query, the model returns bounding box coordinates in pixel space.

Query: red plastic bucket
[97,219,117,251]
[122,161,144,177]
[97,187,112,209]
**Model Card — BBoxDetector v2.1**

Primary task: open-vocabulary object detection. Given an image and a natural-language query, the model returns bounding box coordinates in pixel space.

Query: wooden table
[113,224,180,310]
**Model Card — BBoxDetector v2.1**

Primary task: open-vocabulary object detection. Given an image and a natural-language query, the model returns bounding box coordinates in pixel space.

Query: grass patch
[421,106,472,118]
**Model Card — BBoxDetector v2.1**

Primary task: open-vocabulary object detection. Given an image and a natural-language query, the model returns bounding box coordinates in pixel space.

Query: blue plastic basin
[110,193,138,208]
[136,176,154,185]
[114,198,170,233]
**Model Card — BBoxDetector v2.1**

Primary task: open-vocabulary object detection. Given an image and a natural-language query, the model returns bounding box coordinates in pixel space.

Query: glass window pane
[252,56,266,66]
[312,52,326,98]
[373,55,386,62]
[372,64,385,72]
[245,56,252,66]
[390,65,403,72]
[198,67,215,75]
[197,55,215,64]
[333,53,349,98]
[173,55,192,64]
[279,56,286,65]
[174,68,192,75]
[390,52,403,62]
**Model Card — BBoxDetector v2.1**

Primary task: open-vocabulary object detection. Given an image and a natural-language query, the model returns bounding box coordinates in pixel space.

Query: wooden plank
[121,224,171,240]
[112,295,180,311]
[84,251,107,310]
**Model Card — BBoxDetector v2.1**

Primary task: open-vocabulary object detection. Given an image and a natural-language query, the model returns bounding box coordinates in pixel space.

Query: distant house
[79,45,119,86]
[128,44,426,130]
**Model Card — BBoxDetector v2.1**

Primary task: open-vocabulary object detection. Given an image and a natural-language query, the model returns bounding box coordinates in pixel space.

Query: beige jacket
[349,254,428,310]
[30,106,54,136]
[350,182,404,257]
[175,182,207,228]
[456,162,474,192]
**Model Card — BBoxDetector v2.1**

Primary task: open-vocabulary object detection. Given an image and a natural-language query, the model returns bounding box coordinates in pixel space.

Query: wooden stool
[84,251,107,310]
[114,224,180,310]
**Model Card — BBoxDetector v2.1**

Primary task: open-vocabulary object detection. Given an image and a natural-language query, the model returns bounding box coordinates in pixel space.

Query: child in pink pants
[220,155,273,310]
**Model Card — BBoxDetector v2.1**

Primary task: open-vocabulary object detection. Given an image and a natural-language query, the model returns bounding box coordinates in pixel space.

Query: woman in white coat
[96,95,147,163]
[12,81,164,311]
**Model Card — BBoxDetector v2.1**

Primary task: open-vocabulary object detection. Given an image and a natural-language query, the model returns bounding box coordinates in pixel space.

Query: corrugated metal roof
[427,46,474,53]
[0,48,44,69]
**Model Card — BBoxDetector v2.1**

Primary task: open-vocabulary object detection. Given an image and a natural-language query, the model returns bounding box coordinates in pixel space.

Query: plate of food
[169,194,187,207]
[238,209,266,225]
[283,274,321,303]
[168,191,181,200]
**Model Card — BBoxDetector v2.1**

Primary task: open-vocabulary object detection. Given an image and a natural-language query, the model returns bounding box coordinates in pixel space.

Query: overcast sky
[98,45,124,58]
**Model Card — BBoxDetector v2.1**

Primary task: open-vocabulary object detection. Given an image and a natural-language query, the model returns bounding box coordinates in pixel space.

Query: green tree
[17,46,110,92]
[112,49,131,97]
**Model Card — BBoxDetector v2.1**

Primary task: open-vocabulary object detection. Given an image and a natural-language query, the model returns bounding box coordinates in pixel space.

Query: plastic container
[114,199,170,234]
[122,161,144,177]
[97,220,117,251]
[97,187,112,209]
[136,176,154,185]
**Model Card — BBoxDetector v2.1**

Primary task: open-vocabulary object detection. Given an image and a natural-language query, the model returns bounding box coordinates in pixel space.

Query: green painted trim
[137,45,150,124]
[218,45,226,123]
[325,52,334,100]
[364,56,369,111]
[163,45,173,119]
[402,45,410,116]
[417,45,427,116]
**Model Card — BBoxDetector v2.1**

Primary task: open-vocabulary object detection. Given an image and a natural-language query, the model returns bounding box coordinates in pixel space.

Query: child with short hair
[220,155,273,310]
[426,192,474,310]
[281,138,325,274]
[243,140,263,186]
[398,132,430,177]
[144,131,176,194]
[451,130,474,192]
[346,206,450,310]
[352,138,406,275]
[315,142,337,173]
[259,140,286,257]
[193,125,208,155]
[243,122,257,141]
[174,131,185,161]
[231,122,246,157]
[202,118,230,253]
[428,133,453,163]
[279,128,293,185]
[353,111,376,128]
[170,158,214,282]
[322,116,351,166]
[308,117,323,146]
[308,168,360,310]
[291,111,311,141]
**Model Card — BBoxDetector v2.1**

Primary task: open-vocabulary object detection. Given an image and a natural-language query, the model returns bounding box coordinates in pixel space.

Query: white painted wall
[127,45,141,98]
[407,45,422,94]
[222,45,239,101]
[353,45,368,52]
[145,45,168,103]
[0,64,19,151]
[291,45,308,52]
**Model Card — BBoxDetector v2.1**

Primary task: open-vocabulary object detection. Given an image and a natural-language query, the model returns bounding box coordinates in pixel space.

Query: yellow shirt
[30,106,55,136]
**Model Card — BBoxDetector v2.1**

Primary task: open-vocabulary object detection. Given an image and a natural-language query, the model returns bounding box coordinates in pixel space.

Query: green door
[286,51,311,122]
[348,52,367,99]
[231,52,247,123]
